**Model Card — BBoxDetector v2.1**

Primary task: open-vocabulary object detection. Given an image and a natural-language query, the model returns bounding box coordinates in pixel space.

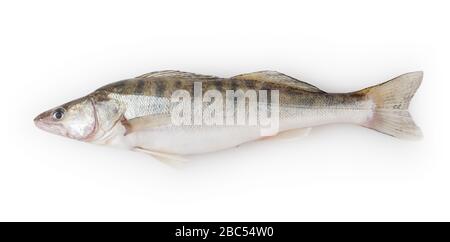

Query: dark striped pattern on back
[92,71,366,108]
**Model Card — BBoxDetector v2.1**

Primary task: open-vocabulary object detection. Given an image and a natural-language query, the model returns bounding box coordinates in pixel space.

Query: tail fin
[357,71,423,139]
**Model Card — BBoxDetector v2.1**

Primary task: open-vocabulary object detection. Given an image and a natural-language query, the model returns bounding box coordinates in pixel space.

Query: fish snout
[34,111,49,126]
[33,113,44,125]
[33,111,60,134]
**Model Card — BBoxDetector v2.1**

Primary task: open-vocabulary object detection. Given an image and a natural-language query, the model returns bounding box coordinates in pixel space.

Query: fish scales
[34,70,423,159]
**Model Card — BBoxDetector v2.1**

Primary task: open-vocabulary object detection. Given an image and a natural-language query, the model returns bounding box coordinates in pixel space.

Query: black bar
[0,222,446,241]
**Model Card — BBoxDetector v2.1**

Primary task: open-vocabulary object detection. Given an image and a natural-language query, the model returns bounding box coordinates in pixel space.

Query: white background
[0,0,448,221]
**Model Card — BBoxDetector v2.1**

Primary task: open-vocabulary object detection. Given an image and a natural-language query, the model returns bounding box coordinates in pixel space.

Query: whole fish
[34,70,422,161]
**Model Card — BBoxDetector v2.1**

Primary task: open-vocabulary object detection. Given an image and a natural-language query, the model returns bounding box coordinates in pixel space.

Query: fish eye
[52,108,65,120]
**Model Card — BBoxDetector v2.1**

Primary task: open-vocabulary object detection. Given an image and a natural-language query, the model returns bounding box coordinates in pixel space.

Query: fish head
[34,97,97,141]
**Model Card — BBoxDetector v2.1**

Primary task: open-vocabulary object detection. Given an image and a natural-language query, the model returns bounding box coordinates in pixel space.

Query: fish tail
[357,71,423,139]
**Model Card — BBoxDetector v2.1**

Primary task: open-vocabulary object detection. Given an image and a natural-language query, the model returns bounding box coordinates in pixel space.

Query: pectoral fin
[122,114,171,136]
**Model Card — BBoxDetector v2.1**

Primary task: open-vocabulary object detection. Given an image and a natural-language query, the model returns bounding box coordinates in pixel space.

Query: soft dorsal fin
[231,71,325,93]
[136,70,218,80]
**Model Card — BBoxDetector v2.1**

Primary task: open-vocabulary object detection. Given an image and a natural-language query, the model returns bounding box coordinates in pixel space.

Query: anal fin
[277,127,312,139]
[260,128,312,142]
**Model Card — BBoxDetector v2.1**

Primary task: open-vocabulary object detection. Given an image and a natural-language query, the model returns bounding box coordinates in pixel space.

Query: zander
[34,70,423,161]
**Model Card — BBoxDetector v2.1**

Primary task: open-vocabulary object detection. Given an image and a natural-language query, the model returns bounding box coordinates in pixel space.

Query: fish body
[34,70,423,159]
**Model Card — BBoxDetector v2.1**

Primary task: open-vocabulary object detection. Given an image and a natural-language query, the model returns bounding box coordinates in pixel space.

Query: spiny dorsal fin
[136,70,218,80]
[231,71,325,93]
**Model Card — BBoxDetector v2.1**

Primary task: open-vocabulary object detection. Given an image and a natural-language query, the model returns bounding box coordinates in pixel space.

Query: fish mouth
[34,111,49,127]
[33,112,65,136]
[33,114,52,132]
[33,113,45,128]
[33,114,43,125]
